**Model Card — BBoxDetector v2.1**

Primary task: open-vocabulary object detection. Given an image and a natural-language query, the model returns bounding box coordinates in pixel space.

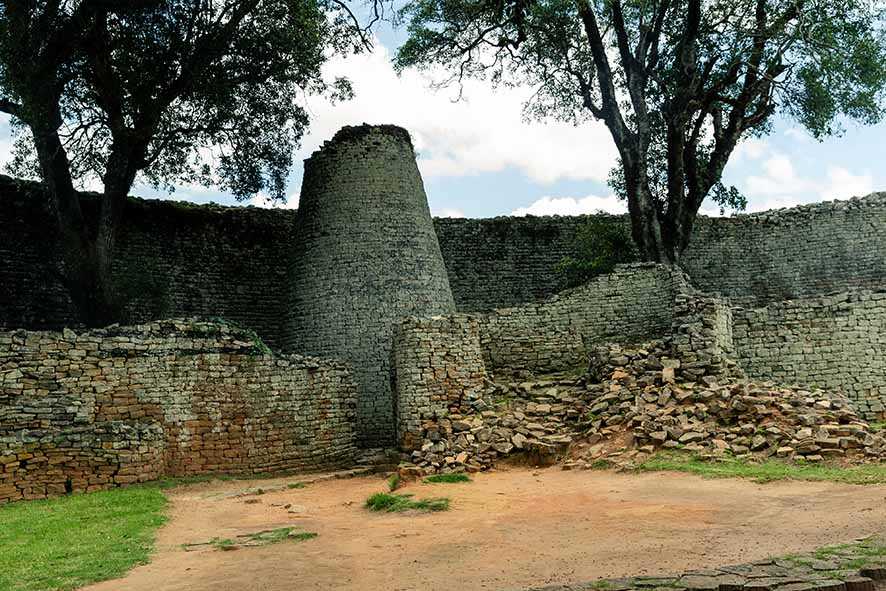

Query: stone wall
[391,315,488,451]
[286,125,456,448]
[433,215,593,311]
[434,193,886,311]
[0,320,357,503]
[0,176,296,348]
[479,264,691,374]
[732,290,886,420]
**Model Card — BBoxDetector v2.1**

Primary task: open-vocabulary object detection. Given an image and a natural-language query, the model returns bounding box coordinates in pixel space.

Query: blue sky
[0,27,882,219]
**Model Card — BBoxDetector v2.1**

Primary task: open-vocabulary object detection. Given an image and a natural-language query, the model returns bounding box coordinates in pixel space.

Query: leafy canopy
[0,0,367,201]
[396,0,886,259]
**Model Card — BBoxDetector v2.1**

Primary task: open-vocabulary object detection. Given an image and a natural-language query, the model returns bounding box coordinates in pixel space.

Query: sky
[0,26,882,220]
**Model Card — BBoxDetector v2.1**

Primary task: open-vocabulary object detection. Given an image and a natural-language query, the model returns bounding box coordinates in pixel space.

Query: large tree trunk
[622,158,672,264]
[31,119,110,327]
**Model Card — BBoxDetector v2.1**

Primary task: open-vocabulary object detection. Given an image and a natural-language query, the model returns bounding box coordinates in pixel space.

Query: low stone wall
[670,292,739,380]
[732,290,886,420]
[392,315,488,452]
[0,320,357,503]
[478,264,690,374]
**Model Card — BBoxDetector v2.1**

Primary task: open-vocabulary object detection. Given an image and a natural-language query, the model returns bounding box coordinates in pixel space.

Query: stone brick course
[392,315,488,452]
[478,264,690,374]
[0,319,357,503]
[732,290,886,420]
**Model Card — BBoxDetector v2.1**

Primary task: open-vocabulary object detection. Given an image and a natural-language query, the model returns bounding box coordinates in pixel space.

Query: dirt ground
[84,468,886,591]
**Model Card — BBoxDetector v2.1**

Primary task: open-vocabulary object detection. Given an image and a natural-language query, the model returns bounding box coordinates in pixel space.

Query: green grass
[286,482,307,490]
[423,473,471,484]
[637,452,886,485]
[387,473,402,491]
[783,537,886,573]
[364,492,450,513]
[0,486,168,591]
[870,422,885,433]
[245,528,317,544]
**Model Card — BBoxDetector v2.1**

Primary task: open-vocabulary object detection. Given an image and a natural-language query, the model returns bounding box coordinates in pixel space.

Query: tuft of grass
[637,452,886,485]
[186,527,318,552]
[286,482,307,490]
[365,492,450,513]
[588,459,614,470]
[870,422,885,433]
[424,473,471,484]
[0,486,168,591]
[387,473,402,492]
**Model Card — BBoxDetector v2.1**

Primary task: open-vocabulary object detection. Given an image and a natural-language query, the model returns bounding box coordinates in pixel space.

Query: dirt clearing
[84,468,886,591]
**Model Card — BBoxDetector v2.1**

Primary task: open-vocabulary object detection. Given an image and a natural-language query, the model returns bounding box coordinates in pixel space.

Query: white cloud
[249,192,299,209]
[295,42,618,185]
[742,152,872,212]
[433,207,466,218]
[511,194,625,216]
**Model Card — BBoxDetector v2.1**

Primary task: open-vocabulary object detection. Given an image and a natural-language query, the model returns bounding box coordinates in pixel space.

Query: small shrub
[556,217,637,288]
[387,473,401,492]
[424,473,471,484]
[365,492,450,513]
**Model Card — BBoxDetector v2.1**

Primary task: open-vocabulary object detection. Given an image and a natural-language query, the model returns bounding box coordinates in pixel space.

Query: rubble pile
[400,340,886,476]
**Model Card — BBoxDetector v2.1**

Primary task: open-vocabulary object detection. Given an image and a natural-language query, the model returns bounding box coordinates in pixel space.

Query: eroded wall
[0,320,357,502]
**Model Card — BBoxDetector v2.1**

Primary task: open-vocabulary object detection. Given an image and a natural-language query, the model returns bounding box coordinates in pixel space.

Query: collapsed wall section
[286,125,456,447]
[732,290,886,420]
[479,263,690,374]
[0,320,357,503]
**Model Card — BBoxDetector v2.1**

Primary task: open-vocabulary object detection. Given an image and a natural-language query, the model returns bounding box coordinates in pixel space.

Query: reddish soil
[84,468,886,591]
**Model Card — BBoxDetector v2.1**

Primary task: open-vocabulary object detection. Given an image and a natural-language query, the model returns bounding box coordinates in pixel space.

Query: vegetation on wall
[556,217,638,287]
[396,0,886,265]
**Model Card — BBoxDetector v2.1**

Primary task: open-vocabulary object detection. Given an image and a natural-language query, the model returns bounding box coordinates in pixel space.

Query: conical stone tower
[286,124,456,447]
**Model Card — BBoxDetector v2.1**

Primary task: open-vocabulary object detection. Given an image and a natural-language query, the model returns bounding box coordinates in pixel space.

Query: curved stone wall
[285,125,456,446]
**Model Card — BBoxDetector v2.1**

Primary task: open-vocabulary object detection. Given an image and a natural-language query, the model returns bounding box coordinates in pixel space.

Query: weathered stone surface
[0,319,358,504]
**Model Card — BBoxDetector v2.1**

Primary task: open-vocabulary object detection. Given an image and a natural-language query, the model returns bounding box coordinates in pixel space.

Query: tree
[0,0,369,325]
[395,0,886,263]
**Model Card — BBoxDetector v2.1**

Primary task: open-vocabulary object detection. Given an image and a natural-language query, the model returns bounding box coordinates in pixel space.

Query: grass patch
[870,422,885,433]
[183,527,318,552]
[365,492,450,513]
[0,486,168,591]
[588,459,614,470]
[637,452,886,485]
[387,473,402,492]
[286,482,307,490]
[424,473,471,484]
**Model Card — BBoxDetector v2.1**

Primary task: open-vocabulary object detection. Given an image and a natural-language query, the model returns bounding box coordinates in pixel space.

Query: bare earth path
[84,468,886,591]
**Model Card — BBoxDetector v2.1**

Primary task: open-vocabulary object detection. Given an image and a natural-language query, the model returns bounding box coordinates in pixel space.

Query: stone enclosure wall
[0,320,357,503]
[0,176,296,349]
[732,290,886,420]
[478,264,690,374]
[433,193,886,310]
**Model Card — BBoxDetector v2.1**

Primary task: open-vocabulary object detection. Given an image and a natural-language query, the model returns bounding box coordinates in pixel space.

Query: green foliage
[387,473,402,492]
[287,482,308,490]
[0,487,167,591]
[397,0,886,260]
[424,473,472,484]
[869,422,885,433]
[0,1,366,201]
[556,218,637,288]
[364,492,451,513]
[637,452,886,485]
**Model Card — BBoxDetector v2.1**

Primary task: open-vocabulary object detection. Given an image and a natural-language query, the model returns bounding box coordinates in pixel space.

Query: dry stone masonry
[0,123,884,491]
[285,125,456,447]
[478,264,690,375]
[732,290,886,419]
[0,320,357,503]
